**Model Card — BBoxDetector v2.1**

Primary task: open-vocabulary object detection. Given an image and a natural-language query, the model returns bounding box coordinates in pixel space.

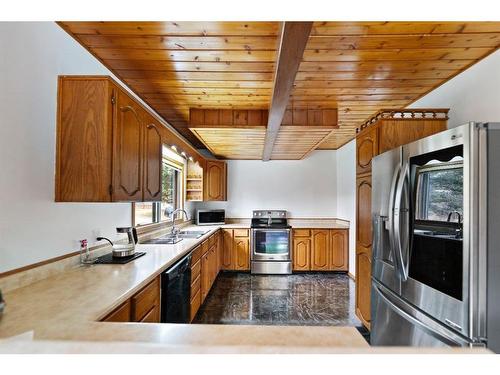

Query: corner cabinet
[354,108,448,330]
[204,159,227,201]
[55,76,162,202]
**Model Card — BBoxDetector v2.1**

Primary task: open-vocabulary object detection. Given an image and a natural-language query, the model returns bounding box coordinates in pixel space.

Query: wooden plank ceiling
[59,21,500,157]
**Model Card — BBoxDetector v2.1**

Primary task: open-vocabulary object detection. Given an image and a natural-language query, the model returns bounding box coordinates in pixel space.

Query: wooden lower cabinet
[311,230,330,271]
[293,237,311,271]
[222,229,250,271]
[101,276,160,323]
[292,228,348,272]
[102,300,131,322]
[356,248,372,329]
[191,231,223,321]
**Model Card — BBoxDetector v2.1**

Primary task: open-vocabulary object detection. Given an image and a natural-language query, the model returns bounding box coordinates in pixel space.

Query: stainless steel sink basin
[177,230,208,238]
[141,230,209,244]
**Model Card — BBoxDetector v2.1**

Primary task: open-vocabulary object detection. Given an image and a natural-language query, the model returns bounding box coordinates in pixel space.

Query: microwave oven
[196,210,225,226]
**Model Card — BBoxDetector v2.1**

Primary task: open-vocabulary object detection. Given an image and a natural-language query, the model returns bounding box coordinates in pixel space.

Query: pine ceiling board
[298,60,475,72]
[142,88,273,96]
[293,79,443,88]
[90,48,277,62]
[190,127,266,159]
[292,87,431,95]
[295,70,456,80]
[78,35,279,50]
[311,22,500,35]
[271,127,334,160]
[306,34,500,50]
[114,70,275,81]
[59,22,280,36]
[126,79,275,89]
[103,60,276,72]
[302,48,493,62]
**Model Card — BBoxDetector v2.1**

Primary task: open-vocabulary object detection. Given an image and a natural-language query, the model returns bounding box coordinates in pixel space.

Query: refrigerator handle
[393,160,409,281]
[387,163,402,274]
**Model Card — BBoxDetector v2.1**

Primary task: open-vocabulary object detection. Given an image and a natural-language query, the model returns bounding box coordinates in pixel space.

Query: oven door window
[254,231,290,255]
[409,145,464,301]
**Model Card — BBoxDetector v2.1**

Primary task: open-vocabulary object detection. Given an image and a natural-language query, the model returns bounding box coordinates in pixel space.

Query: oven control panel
[252,210,287,218]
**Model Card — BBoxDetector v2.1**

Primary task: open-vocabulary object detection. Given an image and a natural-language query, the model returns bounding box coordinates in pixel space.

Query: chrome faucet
[171,208,189,237]
[447,211,462,224]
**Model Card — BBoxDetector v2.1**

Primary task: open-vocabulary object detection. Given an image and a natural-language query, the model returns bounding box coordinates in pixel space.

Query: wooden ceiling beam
[262,22,313,161]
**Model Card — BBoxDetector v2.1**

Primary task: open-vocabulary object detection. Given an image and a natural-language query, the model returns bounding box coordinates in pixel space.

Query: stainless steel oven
[250,210,292,274]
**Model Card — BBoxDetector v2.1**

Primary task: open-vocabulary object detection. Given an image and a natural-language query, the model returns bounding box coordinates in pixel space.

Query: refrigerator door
[399,124,472,338]
[371,280,473,347]
[371,147,402,294]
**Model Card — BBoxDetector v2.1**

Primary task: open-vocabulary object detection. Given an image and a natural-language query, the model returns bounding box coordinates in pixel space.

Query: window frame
[414,160,463,224]
[132,154,186,228]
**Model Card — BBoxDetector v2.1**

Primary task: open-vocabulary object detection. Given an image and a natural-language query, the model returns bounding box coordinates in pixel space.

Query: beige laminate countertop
[0,223,369,353]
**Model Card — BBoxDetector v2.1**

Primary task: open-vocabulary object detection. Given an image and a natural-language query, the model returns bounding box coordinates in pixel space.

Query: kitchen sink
[177,230,208,238]
[141,230,209,245]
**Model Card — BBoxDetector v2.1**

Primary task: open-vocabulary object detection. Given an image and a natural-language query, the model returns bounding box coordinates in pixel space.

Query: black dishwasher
[161,253,192,323]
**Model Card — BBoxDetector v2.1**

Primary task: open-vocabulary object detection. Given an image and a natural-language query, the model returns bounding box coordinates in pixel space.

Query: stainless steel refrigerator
[371,122,500,352]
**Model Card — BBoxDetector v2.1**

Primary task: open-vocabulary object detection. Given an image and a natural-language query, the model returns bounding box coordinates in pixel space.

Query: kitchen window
[415,161,463,223]
[133,156,184,226]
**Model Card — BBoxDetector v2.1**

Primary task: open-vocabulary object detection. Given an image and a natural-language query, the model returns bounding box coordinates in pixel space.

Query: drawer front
[191,258,201,279]
[140,305,160,323]
[192,245,202,264]
[132,277,160,321]
[233,228,249,237]
[102,300,131,322]
[293,229,311,237]
[191,273,201,296]
[190,289,201,322]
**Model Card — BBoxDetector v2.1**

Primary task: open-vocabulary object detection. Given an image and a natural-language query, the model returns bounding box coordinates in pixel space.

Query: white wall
[409,49,500,127]
[0,23,131,273]
[197,151,338,218]
[335,140,356,275]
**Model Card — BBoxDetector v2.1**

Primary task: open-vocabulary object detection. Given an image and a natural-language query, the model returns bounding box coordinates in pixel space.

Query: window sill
[135,219,191,236]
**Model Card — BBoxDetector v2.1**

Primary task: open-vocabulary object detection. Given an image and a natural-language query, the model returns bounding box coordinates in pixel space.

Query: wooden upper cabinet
[55,77,114,202]
[356,175,373,250]
[330,229,348,271]
[55,76,169,203]
[142,115,162,201]
[356,127,378,175]
[378,119,447,154]
[112,90,143,201]
[311,230,330,271]
[204,159,227,201]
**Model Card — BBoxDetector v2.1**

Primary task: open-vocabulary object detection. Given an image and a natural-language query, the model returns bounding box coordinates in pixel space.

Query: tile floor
[193,272,362,327]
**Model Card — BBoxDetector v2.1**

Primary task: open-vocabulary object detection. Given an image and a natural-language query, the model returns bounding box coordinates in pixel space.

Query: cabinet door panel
[235,237,250,271]
[113,91,143,201]
[222,229,233,270]
[356,250,372,328]
[293,238,311,271]
[330,230,348,271]
[356,175,372,249]
[204,160,226,201]
[356,127,378,175]
[143,119,162,201]
[201,252,210,302]
[311,230,329,271]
